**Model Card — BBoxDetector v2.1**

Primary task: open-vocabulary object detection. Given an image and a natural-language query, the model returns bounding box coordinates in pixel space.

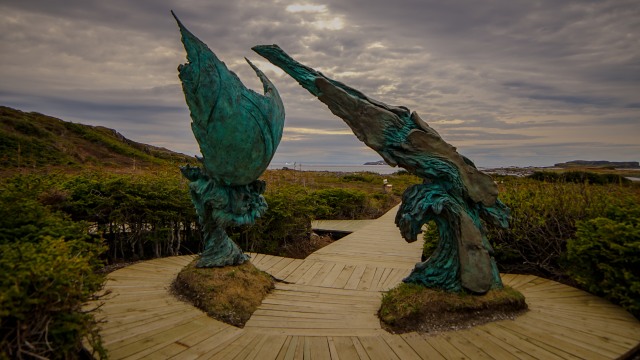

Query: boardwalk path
[98,206,640,359]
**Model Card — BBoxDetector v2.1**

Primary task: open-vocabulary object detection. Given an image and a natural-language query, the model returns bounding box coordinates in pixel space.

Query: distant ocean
[268,163,400,175]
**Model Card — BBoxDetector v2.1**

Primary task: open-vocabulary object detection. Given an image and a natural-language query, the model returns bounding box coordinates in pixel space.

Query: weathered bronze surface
[174,14,284,267]
[254,44,509,293]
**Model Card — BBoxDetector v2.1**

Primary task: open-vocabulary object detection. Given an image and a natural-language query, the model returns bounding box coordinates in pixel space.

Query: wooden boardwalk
[96,206,640,359]
[311,220,375,233]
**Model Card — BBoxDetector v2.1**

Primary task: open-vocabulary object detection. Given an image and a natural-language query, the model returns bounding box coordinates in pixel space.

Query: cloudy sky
[1,0,638,167]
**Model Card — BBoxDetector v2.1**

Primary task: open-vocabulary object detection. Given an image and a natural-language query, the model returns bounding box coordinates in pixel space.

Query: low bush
[421,177,639,282]
[0,237,106,359]
[566,203,640,318]
[486,178,636,280]
[528,171,631,185]
[0,174,106,359]
[234,185,313,255]
[309,188,368,219]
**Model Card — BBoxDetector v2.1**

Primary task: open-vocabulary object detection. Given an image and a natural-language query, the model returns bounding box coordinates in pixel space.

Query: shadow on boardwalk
[95,206,640,359]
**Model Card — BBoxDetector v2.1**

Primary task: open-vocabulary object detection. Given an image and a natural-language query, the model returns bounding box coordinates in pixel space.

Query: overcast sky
[1,0,638,167]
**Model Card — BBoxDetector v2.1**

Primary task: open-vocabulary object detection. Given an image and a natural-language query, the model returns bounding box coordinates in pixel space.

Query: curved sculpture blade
[252,44,496,206]
[174,13,285,186]
[253,44,510,293]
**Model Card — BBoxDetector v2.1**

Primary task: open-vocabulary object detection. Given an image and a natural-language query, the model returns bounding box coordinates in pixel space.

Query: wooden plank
[107,316,209,359]
[309,336,331,359]
[231,333,267,360]
[477,324,571,360]
[503,274,539,289]
[170,327,242,359]
[169,321,228,348]
[529,303,638,322]
[267,257,296,276]
[400,333,446,360]
[250,253,266,266]
[275,336,293,360]
[279,336,300,360]
[208,332,260,360]
[327,337,340,360]
[368,267,384,292]
[283,260,317,283]
[330,337,360,360]
[140,341,189,359]
[350,337,372,360]
[243,319,380,329]
[381,268,405,290]
[248,335,288,360]
[303,337,311,359]
[294,336,305,360]
[358,336,400,360]
[98,304,192,330]
[380,333,421,360]
[308,262,337,286]
[457,327,537,360]
[526,309,640,341]
[510,316,625,358]
[319,263,346,287]
[375,268,393,290]
[255,254,276,268]
[273,259,306,280]
[440,332,494,359]
[264,256,289,271]
[241,328,383,337]
[423,334,470,360]
[297,262,327,285]
[274,283,383,299]
[356,266,377,291]
[332,265,356,288]
[102,311,204,346]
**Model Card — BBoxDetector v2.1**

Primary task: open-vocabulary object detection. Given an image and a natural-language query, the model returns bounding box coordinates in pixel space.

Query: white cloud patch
[285,4,327,13]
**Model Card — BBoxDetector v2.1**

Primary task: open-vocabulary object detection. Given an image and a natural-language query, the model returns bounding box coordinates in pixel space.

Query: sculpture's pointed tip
[244,57,257,70]
[172,10,190,34]
[171,10,181,26]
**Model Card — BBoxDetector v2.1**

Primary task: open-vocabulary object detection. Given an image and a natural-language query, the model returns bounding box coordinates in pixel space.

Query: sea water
[268,163,400,175]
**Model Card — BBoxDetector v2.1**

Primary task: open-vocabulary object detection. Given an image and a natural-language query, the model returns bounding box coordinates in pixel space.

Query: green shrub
[235,185,313,254]
[566,204,640,318]
[0,237,106,359]
[340,173,378,183]
[420,177,639,284]
[309,188,368,219]
[0,175,106,358]
[528,171,631,185]
[0,175,93,246]
[485,178,634,280]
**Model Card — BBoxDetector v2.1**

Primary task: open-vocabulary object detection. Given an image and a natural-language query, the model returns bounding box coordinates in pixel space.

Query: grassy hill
[0,106,195,172]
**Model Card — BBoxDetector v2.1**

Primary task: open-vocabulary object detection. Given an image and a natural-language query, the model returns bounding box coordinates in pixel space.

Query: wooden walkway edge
[95,206,640,359]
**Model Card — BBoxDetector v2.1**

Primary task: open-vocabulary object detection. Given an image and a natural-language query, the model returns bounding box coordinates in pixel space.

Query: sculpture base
[397,183,502,294]
[196,226,249,268]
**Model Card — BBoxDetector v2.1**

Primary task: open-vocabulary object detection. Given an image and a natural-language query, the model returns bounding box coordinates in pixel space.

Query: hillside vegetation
[2,106,638,357]
[0,106,194,172]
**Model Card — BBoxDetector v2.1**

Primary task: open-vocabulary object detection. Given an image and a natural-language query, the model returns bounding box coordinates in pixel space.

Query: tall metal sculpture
[253,45,509,293]
[173,14,285,267]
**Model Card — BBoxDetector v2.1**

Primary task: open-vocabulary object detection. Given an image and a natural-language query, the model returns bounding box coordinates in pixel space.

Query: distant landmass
[554,160,639,169]
[0,105,195,170]
[363,160,387,165]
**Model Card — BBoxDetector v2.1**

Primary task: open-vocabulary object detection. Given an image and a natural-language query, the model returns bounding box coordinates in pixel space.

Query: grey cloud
[0,0,638,167]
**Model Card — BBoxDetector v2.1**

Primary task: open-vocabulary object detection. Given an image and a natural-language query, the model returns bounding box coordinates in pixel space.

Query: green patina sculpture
[173,14,285,267]
[253,45,509,293]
